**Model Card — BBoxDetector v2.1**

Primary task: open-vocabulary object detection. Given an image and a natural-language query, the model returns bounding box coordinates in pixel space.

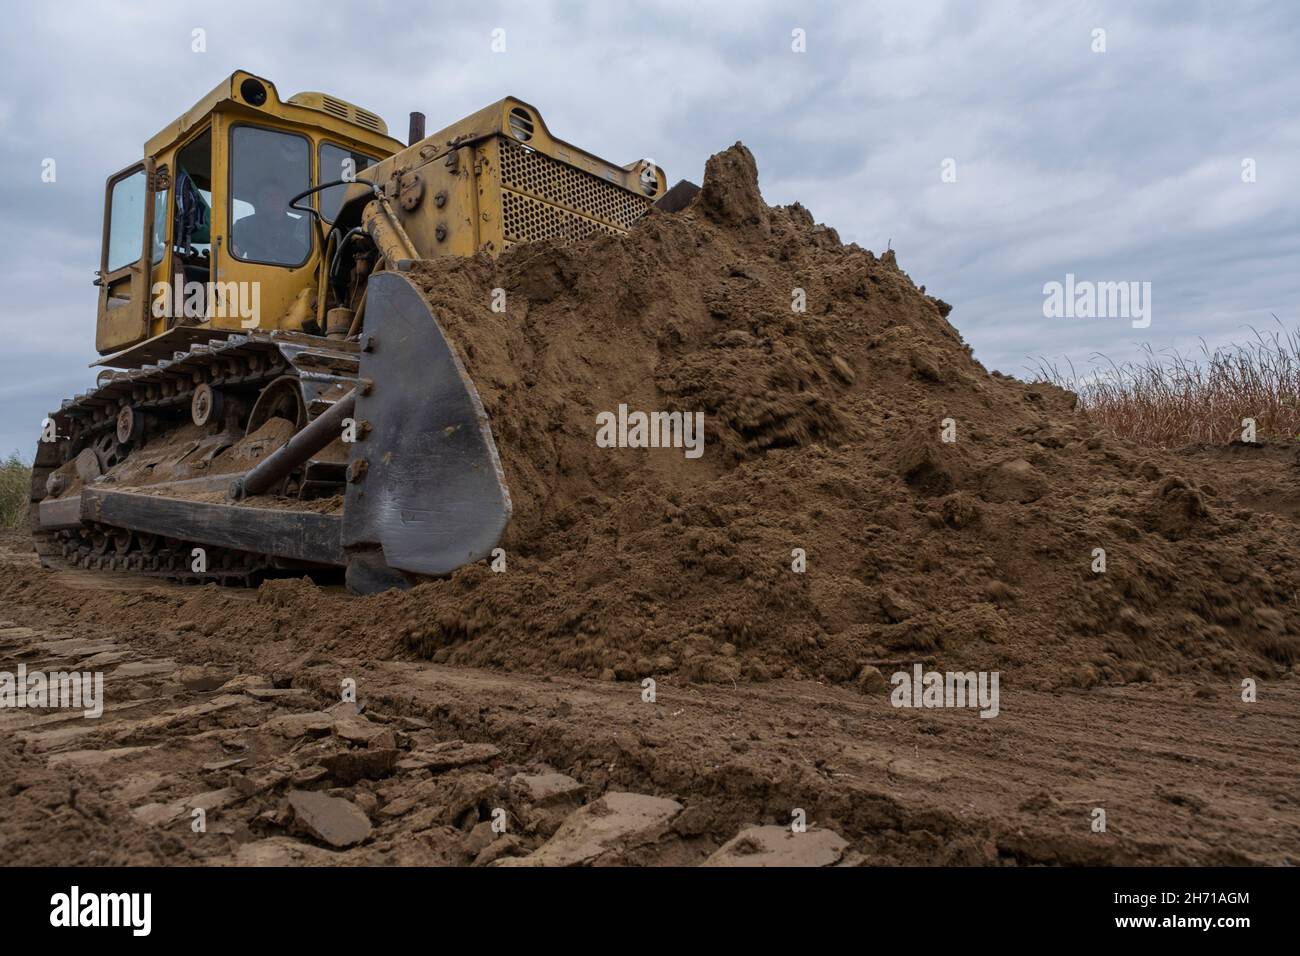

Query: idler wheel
[191,383,224,427]
[116,405,144,446]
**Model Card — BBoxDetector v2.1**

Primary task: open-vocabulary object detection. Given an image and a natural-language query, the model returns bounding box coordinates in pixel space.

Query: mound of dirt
[373,142,1300,688]
[9,144,1297,693]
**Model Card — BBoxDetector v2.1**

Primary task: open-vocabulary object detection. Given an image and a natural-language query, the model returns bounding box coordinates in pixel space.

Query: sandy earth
[357,145,1300,691]
[2,531,1297,867]
[8,144,1300,868]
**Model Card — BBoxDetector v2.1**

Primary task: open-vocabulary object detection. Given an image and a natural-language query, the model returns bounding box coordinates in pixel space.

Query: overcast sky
[1,0,1297,459]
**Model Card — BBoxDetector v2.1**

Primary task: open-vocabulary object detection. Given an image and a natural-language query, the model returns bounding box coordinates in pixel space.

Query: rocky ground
[2,531,1297,866]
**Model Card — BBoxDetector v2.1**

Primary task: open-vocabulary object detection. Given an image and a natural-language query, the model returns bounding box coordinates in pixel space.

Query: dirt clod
[704,825,849,867]
[288,790,373,848]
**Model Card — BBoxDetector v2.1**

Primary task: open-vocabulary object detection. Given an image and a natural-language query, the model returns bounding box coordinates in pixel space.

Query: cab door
[95,157,162,354]
[210,117,317,333]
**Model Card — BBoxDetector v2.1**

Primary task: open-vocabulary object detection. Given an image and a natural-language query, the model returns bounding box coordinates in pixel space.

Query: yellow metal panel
[145,71,402,160]
[358,98,664,263]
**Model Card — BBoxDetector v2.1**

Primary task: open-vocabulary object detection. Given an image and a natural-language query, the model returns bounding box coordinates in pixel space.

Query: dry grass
[1033,319,1300,448]
[0,452,31,530]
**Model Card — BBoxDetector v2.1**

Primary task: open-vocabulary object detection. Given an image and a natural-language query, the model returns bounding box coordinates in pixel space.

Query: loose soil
[2,533,1298,865]
[4,142,1300,865]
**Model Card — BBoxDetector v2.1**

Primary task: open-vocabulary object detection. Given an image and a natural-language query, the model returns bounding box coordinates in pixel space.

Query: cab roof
[144,70,405,158]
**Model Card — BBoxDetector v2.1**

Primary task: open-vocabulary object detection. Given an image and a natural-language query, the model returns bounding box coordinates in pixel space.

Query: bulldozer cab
[94,70,403,361]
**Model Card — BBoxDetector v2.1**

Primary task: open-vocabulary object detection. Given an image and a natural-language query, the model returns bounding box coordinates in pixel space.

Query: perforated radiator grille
[498,138,651,244]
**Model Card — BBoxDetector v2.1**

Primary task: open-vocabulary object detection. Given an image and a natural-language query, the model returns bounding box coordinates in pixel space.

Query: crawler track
[40,525,269,587]
[30,331,360,584]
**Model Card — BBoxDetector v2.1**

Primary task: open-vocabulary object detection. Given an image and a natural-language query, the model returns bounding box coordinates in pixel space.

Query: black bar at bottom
[0,865,1287,941]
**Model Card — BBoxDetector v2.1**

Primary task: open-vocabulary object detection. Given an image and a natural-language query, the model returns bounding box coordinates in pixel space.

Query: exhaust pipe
[408,111,425,146]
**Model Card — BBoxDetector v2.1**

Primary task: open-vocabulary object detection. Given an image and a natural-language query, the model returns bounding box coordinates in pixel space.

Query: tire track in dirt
[2,532,1298,866]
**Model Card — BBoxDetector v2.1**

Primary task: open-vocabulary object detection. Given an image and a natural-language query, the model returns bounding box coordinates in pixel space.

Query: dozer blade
[80,487,344,565]
[341,270,513,578]
[33,272,509,593]
[654,179,701,214]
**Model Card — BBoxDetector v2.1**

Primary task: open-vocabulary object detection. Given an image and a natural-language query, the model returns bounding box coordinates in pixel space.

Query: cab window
[174,130,213,255]
[170,128,214,285]
[318,143,379,222]
[106,169,147,273]
[229,125,311,267]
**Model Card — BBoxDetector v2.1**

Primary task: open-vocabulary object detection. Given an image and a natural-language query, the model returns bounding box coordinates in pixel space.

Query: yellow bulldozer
[31,70,697,592]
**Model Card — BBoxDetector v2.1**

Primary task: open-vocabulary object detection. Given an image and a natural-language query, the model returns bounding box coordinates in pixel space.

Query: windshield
[319,143,378,222]
[229,125,311,267]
